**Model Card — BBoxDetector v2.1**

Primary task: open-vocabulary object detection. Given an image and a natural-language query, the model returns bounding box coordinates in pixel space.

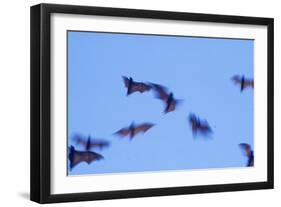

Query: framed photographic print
[30,3,274,203]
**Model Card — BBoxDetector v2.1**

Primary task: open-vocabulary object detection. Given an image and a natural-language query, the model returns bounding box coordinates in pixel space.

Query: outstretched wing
[189,114,199,132]
[198,121,212,134]
[239,143,254,167]
[188,114,212,136]
[82,151,104,164]
[122,76,130,88]
[165,99,182,113]
[150,83,170,101]
[244,79,254,88]
[134,123,154,135]
[239,143,251,156]
[114,127,131,137]
[89,139,110,149]
[72,134,88,148]
[231,75,242,85]
[130,82,152,93]
[68,146,103,170]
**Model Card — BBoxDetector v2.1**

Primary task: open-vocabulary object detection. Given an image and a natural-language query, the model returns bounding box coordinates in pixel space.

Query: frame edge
[30,4,42,203]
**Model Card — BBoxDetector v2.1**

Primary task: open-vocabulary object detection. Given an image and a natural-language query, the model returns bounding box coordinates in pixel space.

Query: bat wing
[114,127,131,137]
[72,134,88,148]
[130,82,152,93]
[239,143,251,150]
[188,114,198,133]
[248,152,254,166]
[134,123,154,135]
[188,114,197,123]
[231,75,242,85]
[166,101,176,113]
[151,83,169,101]
[244,79,254,88]
[199,121,212,134]
[89,139,110,149]
[122,76,130,88]
[239,143,253,166]
[81,151,104,164]
[69,146,103,169]
[239,143,251,155]
[166,99,182,113]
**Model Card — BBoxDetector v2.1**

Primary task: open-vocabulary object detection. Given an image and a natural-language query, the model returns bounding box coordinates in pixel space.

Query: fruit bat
[188,113,213,137]
[122,76,152,95]
[232,75,254,92]
[239,143,254,167]
[114,122,154,139]
[150,83,181,113]
[68,146,104,170]
[72,134,110,151]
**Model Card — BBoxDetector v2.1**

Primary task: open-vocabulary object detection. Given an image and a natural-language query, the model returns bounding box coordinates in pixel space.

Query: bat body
[239,143,254,167]
[68,146,103,170]
[188,113,212,137]
[72,134,110,151]
[114,122,154,139]
[150,83,180,113]
[122,76,151,95]
[232,75,254,92]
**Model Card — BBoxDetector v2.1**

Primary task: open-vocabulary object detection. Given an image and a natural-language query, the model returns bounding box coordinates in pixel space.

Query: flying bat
[68,146,104,170]
[150,83,181,113]
[239,143,254,167]
[232,75,254,92]
[72,134,110,151]
[122,76,152,95]
[114,122,154,139]
[188,113,213,137]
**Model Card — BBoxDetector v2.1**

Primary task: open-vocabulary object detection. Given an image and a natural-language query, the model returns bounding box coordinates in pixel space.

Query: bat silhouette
[122,76,152,95]
[188,113,213,137]
[150,83,181,113]
[72,134,110,151]
[232,75,254,92]
[114,122,154,139]
[239,143,254,167]
[68,146,103,170]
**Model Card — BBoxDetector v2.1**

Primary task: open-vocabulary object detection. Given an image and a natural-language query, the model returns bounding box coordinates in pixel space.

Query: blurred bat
[68,146,103,170]
[188,113,213,137]
[239,143,254,167]
[72,134,110,151]
[232,75,254,92]
[122,76,152,95]
[114,122,154,139]
[150,83,181,113]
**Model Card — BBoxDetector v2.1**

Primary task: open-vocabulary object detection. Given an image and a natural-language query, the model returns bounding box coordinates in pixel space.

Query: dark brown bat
[239,143,254,167]
[122,76,151,95]
[68,146,103,170]
[232,75,254,92]
[114,122,154,139]
[150,83,181,113]
[72,134,110,151]
[188,113,212,137]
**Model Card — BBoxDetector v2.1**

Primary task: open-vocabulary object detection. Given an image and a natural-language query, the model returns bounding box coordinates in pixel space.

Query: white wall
[0,0,279,206]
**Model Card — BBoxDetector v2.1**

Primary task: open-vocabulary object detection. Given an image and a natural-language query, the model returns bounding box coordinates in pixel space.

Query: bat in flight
[68,146,104,170]
[72,134,110,151]
[239,143,254,167]
[232,75,254,92]
[150,83,181,113]
[114,122,154,139]
[188,113,213,137]
[122,76,152,95]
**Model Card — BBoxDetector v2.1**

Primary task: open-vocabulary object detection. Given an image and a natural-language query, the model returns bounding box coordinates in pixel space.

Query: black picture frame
[30,3,274,204]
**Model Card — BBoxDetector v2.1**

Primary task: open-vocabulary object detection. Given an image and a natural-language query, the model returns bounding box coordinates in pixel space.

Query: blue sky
[67,31,254,175]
